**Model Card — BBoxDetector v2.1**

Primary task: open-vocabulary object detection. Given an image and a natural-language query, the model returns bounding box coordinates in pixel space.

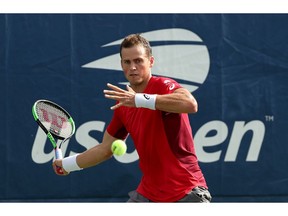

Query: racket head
[32,99,75,140]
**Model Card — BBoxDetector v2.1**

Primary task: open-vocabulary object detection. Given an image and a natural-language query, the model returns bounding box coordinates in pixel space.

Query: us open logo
[82,28,210,93]
[32,28,265,165]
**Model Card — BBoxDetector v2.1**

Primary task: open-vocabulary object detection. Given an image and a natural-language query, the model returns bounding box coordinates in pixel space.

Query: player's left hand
[103,83,136,110]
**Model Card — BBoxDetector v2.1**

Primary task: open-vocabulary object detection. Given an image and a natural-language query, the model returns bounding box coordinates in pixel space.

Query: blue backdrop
[1,14,288,202]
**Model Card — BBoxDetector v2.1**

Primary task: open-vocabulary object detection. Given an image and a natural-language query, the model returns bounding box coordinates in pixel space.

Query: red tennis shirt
[107,76,208,202]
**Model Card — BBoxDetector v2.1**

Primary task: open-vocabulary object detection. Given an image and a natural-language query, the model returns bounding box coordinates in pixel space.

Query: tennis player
[53,33,212,202]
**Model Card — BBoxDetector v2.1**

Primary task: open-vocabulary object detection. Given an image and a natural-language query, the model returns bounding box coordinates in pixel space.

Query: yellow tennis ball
[111,140,127,156]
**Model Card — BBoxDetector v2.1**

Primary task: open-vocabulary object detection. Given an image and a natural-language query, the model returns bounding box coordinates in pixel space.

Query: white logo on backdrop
[32,28,265,164]
[82,28,210,93]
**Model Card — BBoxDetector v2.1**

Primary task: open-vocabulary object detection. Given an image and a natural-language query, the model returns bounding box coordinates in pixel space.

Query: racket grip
[55,148,63,159]
[55,148,64,175]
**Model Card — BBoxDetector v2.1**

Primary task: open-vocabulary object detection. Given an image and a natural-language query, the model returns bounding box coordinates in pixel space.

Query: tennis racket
[32,99,76,174]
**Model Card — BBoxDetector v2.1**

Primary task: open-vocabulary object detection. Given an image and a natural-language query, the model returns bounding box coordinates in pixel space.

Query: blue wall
[1,14,288,202]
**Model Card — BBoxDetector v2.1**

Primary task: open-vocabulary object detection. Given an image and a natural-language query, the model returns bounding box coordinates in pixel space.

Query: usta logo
[31,28,265,164]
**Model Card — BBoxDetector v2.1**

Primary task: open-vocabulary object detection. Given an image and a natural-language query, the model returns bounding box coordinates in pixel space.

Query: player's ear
[149,56,154,68]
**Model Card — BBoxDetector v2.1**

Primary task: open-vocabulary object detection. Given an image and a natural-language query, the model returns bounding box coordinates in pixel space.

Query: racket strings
[36,102,73,138]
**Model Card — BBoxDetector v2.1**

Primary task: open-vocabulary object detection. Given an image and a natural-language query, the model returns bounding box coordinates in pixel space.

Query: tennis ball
[111,140,127,156]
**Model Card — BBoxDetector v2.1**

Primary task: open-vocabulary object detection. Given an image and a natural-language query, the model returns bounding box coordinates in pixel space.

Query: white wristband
[135,93,156,110]
[62,154,82,172]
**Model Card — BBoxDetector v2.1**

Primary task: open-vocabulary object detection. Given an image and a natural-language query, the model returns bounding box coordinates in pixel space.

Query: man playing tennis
[53,33,212,202]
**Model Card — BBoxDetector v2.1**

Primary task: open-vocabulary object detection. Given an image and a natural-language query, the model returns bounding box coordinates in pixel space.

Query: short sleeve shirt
[107,76,207,202]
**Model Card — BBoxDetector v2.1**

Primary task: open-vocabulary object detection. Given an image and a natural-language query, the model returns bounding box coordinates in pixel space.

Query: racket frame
[32,99,76,174]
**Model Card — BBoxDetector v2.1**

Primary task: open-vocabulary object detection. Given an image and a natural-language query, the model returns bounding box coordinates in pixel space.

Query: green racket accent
[47,132,57,149]
[32,104,38,121]
[68,117,76,135]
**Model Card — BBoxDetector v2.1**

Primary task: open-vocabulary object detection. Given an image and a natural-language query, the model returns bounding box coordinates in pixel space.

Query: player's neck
[131,75,152,93]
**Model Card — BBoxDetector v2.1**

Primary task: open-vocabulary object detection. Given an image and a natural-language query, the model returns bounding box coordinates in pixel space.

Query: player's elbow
[193,101,198,113]
[176,88,198,113]
[189,99,198,113]
[180,99,198,113]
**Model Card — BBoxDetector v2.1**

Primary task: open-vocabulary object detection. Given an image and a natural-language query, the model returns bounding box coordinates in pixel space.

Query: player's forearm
[61,131,115,173]
[76,144,113,169]
[155,91,198,114]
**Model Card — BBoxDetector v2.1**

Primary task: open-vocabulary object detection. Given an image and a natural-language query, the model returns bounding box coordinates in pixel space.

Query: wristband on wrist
[135,93,156,110]
[62,154,83,172]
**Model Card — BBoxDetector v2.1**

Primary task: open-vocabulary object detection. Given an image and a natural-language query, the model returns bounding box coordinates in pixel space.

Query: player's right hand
[52,159,70,176]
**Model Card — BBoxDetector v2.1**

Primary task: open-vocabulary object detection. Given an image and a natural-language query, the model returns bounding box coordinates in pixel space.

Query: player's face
[121,45,154,90]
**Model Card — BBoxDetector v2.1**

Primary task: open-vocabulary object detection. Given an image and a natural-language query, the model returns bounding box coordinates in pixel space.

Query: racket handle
[55,148,63,159]
[55,148,64,175]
